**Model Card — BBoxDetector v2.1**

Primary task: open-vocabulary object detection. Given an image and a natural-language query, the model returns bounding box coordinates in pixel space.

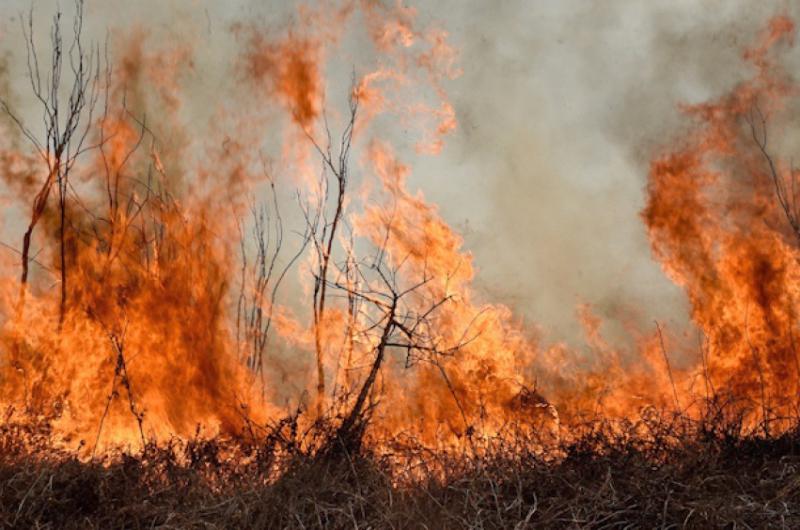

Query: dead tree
[2,0,102,325]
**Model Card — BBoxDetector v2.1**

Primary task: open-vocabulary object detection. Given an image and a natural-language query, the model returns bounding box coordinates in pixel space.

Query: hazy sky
[0,0,794,346]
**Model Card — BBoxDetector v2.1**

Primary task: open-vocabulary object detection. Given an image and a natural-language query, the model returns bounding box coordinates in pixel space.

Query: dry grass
[1,406,799,529]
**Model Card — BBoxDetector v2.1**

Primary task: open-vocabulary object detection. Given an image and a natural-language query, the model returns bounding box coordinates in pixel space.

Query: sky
[0,0,795,348]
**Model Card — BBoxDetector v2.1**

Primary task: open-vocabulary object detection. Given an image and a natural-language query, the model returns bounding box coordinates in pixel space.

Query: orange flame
[643,15,800,424]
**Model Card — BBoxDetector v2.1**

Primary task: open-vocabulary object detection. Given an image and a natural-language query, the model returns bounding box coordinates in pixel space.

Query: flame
[642,15,800,424]
[354,141,543,443]
[0,1,799,458]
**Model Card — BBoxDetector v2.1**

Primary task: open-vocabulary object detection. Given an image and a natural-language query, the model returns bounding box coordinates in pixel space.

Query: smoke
[407,0,797,350]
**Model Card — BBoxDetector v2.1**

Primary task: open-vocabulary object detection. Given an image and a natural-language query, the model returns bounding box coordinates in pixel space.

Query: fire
[0,0,798,459]
[643,15,800,426]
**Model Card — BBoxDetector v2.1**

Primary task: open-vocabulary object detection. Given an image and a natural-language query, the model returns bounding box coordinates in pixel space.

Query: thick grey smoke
[413,0,795,347]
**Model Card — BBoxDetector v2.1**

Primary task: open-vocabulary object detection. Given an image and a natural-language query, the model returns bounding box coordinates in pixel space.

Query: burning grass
[1,404,800,529]
[3,2,800,527]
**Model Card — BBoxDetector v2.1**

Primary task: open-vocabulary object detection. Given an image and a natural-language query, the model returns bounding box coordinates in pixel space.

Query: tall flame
[643,15,800,423]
